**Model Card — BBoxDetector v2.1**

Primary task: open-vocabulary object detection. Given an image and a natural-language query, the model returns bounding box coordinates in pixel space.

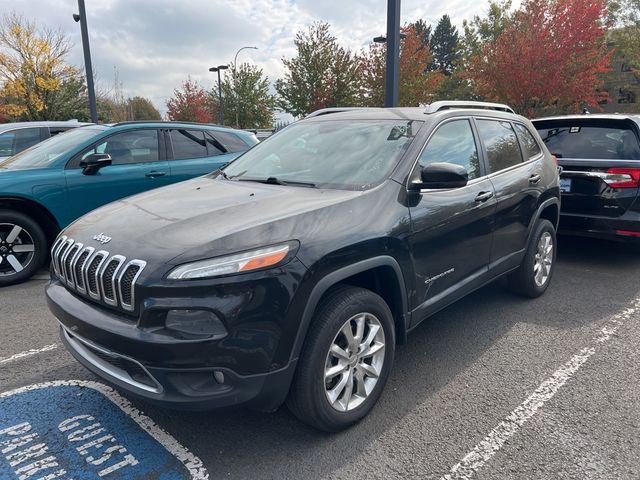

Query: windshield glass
[0,126,104,170]
[222,120,422,189]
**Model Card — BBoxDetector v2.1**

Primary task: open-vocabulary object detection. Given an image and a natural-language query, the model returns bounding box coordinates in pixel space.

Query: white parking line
[0,344,59,366]
[442,295,640,480]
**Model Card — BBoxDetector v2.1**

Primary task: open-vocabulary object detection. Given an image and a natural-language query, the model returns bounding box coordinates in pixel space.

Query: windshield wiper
[236,176,317,187]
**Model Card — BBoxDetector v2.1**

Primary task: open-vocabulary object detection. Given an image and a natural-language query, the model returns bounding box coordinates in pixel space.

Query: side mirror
[80,153,112,175]
[411,162,468,190]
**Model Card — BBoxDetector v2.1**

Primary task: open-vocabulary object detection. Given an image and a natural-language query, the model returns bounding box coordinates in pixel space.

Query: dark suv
[532,114,640,242]
[47,102,560,431]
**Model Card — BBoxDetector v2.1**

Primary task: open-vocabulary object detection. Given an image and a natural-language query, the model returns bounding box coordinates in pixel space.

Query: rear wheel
[508,219,556,298]
[286,286,395,431]
[0,210,47,287]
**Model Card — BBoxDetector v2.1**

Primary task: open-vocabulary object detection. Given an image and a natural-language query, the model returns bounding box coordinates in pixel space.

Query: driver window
[418,120,480,180]
[80,130,159,165]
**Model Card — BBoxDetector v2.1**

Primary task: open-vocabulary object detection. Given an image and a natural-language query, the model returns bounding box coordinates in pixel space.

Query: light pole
[73,0,97,123]
[209,65,229,125]
[233,46,258,128]
[372,0,402,108]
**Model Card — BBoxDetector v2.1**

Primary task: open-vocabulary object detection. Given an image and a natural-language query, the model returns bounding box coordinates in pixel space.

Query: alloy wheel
[324,312,386,412]
[0,223,36,277]
[533,231,553,287]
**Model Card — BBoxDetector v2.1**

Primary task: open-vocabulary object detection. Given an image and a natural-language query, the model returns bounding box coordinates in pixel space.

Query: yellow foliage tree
[0,13,85,121]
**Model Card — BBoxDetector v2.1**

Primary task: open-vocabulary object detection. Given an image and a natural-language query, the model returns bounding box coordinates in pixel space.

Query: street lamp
[209,65,229,125]
[73,0,97,123]
[372,0,402,107]
[233,46,258,128]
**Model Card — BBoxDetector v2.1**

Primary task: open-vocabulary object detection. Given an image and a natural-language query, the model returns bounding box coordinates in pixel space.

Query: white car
[0,120,92,161]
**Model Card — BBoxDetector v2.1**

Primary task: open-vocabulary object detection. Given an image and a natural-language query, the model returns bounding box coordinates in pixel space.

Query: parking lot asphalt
[1,236,639,479]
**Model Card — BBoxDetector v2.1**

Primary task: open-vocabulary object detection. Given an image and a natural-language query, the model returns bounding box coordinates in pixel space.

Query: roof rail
[306,107,379,119]
[113,120,228,128]
[424,101,515,115]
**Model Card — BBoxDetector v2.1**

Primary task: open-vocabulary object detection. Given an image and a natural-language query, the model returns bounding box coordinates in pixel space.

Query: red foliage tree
[468,0,613,116]
[166,77,214,123]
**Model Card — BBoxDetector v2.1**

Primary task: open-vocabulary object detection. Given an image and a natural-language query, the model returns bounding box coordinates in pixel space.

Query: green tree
[276,22,360,117]
[214,62,275,129]
[609,0,640,68]
[461,1,514,59]
[428,15,460,75]
[0,13,86,121]
[127,96,161,120]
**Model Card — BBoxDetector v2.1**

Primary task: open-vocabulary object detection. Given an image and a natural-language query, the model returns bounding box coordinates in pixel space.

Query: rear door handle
[529,174,542,184]
[145,171,167,178]
[475,191,494,202]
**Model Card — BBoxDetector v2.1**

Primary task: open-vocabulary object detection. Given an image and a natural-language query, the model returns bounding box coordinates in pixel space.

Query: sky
[0,0,520,116]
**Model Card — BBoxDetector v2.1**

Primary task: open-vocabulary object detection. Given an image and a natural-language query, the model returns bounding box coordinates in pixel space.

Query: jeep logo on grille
[93,233,112,245]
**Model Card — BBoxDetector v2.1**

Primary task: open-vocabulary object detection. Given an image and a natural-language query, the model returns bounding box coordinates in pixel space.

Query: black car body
[533,114,640,242]
[47,102,560,431]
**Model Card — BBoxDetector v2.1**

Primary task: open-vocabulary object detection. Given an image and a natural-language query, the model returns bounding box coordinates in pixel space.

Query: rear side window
[170,129,208,160]
[211,131,249,152]
[0,128,41,157]
[419,119,480,180]
[514,123,542,158]
[535,123,640,160]
[476,120,523,173]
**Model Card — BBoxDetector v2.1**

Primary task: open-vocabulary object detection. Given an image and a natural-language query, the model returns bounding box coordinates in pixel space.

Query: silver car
[0,120,92,161]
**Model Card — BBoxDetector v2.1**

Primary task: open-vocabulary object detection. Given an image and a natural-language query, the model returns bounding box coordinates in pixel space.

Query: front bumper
[47,279,300,411]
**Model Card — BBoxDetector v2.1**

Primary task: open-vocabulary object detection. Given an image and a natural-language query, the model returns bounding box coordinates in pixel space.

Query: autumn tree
[212,62,275,129]
[166,77,214,123]
[358,25,443,107]
[0,13,86,121]
[467,0,613,116]
[276,22,360,117]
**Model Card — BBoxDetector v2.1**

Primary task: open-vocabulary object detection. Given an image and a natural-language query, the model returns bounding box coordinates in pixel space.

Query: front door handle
[475,191,494,202]
[145,171,167,178]
[529,174,542,184]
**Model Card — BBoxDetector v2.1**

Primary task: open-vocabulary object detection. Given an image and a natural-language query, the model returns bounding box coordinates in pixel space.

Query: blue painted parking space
[0,381,208,480]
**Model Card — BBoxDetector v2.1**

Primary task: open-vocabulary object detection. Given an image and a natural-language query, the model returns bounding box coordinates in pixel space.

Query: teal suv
[0,121,257,285]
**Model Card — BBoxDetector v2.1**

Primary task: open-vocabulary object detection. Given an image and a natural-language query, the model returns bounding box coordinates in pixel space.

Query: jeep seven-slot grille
[51,236,146,312]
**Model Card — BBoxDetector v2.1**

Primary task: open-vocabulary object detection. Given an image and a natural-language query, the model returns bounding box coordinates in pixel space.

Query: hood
[64,176,360,265]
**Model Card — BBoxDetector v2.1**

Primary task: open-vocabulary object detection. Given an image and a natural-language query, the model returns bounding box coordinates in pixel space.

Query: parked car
[532,114,640,242]
[0,121,257,286]
[0,120,91,161]
[47,102,560,431]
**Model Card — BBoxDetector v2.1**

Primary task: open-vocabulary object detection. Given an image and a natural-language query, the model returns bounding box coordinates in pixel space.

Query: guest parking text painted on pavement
[0,380,208,480]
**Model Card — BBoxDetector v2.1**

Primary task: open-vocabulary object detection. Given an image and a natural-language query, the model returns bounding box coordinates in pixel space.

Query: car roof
[533,113,640,123]
[108,121,251,133]
[0,120,93,131]
[302,106,525,124]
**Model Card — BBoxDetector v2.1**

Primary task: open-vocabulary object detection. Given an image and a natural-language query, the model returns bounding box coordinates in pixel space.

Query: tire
[508,219,556,298]
[286,285,395,432]
[0,210,47,287]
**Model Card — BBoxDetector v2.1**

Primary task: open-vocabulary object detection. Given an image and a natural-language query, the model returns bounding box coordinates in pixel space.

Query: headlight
[167,243,294,280]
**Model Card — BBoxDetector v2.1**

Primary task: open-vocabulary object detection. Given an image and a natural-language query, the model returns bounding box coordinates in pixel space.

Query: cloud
[0,0,520,115]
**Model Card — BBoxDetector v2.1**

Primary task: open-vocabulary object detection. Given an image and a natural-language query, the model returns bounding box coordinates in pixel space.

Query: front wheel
[286,286,395,432]
[508,218,556,298]
[0,210,47,287]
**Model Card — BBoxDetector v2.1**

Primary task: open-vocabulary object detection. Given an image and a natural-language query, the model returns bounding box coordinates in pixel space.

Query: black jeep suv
[47,102,560,431]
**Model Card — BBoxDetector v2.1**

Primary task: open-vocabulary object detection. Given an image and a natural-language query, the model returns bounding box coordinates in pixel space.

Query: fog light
[165,309,227,337]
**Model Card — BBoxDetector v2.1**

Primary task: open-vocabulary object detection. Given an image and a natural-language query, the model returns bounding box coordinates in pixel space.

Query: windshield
[222,120,422,189]
[0,126,104,170]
